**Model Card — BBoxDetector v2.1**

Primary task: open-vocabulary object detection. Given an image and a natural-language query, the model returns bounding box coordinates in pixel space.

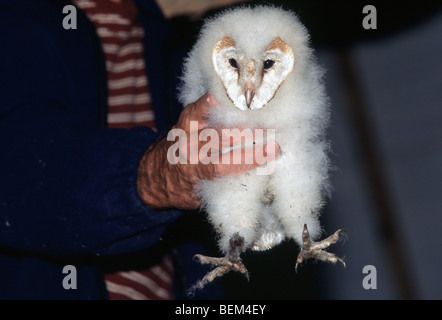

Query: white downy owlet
[178,5,346,293]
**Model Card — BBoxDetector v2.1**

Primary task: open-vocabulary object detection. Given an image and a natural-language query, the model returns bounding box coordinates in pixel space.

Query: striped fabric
[75,0,156,129]
[74,0,173,300]
[105,255,175,300]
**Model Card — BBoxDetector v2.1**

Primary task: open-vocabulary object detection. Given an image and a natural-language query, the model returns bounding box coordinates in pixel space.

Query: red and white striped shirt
[104,255,175,300]
[76,0,156,129]
[74,0,173,300]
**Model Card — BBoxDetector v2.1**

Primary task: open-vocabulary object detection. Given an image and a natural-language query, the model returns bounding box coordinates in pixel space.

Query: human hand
[137,93,279,210]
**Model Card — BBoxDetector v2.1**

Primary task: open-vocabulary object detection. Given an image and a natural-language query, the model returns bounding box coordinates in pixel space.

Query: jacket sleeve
[0,1,182,256]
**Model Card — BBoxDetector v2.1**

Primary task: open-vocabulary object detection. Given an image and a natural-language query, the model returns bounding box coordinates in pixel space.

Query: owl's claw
[295,224,346,272]
[193,254,248,284]
[188,233,248,296]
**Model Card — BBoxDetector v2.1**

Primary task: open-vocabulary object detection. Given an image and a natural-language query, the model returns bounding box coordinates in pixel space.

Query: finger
[214,142,279,176]
[264,142,279,159]
[186,94,218,128]
[206,93,218,107]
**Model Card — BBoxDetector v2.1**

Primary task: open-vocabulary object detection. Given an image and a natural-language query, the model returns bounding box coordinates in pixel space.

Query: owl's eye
[229,58,238,69]
[264,60,275,70]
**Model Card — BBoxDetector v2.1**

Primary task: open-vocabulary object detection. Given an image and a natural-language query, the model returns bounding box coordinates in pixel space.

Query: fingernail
[206,94,217,106]
[265,142,276,156]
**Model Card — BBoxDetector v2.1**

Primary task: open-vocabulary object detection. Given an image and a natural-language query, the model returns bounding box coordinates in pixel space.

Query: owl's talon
[188,254,249,296]
[295,224,346,272]
[195,254,249,278]
[188,233,248,295]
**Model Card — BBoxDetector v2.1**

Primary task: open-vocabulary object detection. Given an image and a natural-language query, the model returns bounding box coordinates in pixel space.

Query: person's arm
[0,2,180,256]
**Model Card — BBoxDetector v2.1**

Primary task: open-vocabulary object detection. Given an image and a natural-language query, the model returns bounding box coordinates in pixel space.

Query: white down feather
[178,6,331,253]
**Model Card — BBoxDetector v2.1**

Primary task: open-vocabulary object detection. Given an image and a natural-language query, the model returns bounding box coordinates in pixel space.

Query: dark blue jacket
[0,0,211,299]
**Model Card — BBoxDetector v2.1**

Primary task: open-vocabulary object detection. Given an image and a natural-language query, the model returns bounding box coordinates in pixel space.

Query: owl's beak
[244,84,255,109]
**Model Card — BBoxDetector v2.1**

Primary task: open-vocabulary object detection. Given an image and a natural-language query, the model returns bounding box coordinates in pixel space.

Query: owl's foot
[188,233,248,295]
[295,224,346,272]
[192,254,249,286]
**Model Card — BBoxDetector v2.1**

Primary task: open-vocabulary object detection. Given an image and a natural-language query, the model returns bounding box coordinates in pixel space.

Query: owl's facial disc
[212,36,294,111]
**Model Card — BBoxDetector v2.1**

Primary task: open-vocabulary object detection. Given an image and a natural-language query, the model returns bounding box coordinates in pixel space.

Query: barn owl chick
[178,6,345,292]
